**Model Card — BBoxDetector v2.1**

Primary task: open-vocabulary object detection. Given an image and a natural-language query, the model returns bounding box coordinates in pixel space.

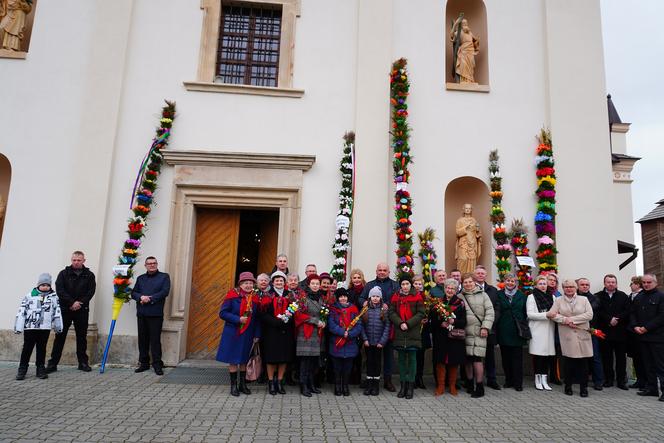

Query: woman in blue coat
[328,288,363,396]
[216,272,261,396]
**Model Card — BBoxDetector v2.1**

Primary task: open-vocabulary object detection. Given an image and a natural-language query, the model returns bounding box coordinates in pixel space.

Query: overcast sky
[601,0,664,273]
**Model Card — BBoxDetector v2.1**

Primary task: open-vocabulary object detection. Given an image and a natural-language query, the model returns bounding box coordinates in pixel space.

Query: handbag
[511,308,532,340]
[448,328,466,340]
[245,342,262,381]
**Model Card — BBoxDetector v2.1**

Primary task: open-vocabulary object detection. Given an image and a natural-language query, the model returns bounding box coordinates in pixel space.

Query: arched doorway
[0,154,11,246]
[444,176,491,279]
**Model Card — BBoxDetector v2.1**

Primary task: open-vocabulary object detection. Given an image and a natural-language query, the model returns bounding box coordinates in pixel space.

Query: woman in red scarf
[328,288,363,396]
[216,272,261,397]
[388,277,425,399]
[294,274,326,397]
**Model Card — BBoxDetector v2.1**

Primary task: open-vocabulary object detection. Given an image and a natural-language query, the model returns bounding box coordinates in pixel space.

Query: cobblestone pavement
[1,362,663,443]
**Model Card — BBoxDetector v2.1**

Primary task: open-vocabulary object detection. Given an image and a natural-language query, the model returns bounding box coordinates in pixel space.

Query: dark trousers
[600,339,626,384]
[533,355,551,374]
[20,330,51,369]
[299,356,318,384]
[137,316,163,368]
[332,356,354,376]
[500,345,523,388]
[589,336,604,387]
[564,356,589,388]
[49,308,89,366]
[416,348,425,378]
[366,346,383,378]
[485,342,497,382]
[632,348,647,385]
[383,341,394,376]
[640,341,664,393]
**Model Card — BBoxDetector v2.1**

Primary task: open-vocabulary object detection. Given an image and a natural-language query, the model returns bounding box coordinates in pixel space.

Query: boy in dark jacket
[361,286,390,395]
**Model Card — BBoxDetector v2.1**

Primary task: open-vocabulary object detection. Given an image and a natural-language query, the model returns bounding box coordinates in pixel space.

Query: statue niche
[0,0,37,59]
[455,203,482,274]
[445,0,489,92]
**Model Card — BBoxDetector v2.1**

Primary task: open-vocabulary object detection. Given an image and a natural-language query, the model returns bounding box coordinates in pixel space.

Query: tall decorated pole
[509,218,534,294]
[390,58,415,281]
[330,132,355,285]
[101,101,176,373]
[488,150,511,283]
[417,228,438,296]
[534,129,558,274]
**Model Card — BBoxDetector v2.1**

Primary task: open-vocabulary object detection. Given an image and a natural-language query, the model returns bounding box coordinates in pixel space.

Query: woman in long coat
[328,288,363,396]
[217,272,261,396]
[496,273,528,391]
[294,274,326,397]
[547,279,594,397]
[261,271,295,395]
[459,273,494,398]
[527,275,556,391]
[429,278,466,396]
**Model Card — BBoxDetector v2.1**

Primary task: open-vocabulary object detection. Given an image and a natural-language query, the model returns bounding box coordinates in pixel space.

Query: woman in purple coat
[328,288,363,396]
[216,272,261,396]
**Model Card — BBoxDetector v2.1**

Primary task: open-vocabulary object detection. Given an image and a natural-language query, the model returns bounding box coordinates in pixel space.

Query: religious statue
[0,0,33,52]
[450,13,480,84]
[455,203,482,274]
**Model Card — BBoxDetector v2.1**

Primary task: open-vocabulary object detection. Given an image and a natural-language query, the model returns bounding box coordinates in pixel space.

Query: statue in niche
[450,13,480,84]
[0,0,33,52]
[455,203,482,274]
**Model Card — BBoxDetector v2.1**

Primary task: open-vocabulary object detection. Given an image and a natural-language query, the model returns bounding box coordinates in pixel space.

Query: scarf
[225,288,254,334]
[504,286,517,303]
[272,293,289,317]
[295,290,321,340]
[349,284,364,306]
[332,303,362,349]
[390,291,422,322]
[533,288,553,312]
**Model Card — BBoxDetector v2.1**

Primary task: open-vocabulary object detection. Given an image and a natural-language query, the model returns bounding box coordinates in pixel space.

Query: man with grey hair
[271,253,289,275]
[630,274,664,401]
[576,277,604,390]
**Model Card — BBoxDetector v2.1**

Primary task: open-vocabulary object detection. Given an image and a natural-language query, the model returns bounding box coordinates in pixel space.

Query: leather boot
[230,372,240,397]
[415,375,426,389]
[334,374,342,396]
[238,371,251,395]
[448,366,458,396]
[541,374,552,391]
[309,377,321,394]
[15,366,28,381]
[342,374,350,396]
[405,381,414,399]
[535,374,544,390]
[268,378,277,395]
[300,383,312,397]
[36,366,48,380]
[371,379,380,396]
[384,375,396,392]
[278,379,286,394]
[397,381,406,398]
[471,382,484,398]
[363,378,373,396]
[465,378,475,394]
[435,364,446,396]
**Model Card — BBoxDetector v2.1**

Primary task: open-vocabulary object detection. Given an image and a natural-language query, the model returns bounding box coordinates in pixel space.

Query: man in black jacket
[474,265,501,390]
[630,274,664,401]
[577,278,604,390]
[46,251,96,373]
[596,274,631,389]
[131,256,171,375]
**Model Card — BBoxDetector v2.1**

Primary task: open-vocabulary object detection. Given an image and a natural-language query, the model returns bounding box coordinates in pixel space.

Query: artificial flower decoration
[534,129,558,274]
[330,132,355,284]
[488,150,511,282]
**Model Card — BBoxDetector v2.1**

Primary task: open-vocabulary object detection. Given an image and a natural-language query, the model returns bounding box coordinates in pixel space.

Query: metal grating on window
[216,4,282,87]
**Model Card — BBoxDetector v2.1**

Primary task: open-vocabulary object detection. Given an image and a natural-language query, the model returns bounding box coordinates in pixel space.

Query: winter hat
[368,286,383,299]
[334,288,348,300]
[37,273,52,287]
[270,270,287,282]
[399,276,413,285]
[237,271,256,284]
[319,272,333,283]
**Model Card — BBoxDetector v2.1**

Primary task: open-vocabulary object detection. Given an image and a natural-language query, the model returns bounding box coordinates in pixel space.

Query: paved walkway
[0,362,662,442]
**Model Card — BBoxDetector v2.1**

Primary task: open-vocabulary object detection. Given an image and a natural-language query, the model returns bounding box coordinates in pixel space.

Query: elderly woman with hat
[261,270,295,395]
[216,272,261,396]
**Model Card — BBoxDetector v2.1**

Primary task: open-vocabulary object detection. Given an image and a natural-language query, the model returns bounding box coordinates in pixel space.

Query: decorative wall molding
[163,149,315,171]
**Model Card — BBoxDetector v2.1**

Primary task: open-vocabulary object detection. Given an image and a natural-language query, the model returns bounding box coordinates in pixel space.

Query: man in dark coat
[131,256,171,375]
[360,262,398,391]
[298,264,317,289]
[474,265,501,390]
[46,251,96,373]
[630,274,664,401]
[577,277,604,390]
[595,274,630,389]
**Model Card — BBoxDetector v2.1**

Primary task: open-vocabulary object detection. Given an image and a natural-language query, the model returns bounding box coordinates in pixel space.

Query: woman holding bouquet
[389,277,425,399]
[217,272,261,397]
[261,271,295,395]
[295,274,326,397]
[328,288,363,396]
[430,278,467,396]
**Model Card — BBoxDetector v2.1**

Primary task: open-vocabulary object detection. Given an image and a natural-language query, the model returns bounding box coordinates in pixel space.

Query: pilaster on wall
[543,0,616,284]
[350,0,393,275]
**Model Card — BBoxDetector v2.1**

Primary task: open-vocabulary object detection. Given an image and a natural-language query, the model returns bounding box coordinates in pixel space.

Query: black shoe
[405,382,414,399]
[515,386,523,392]
[617,383,628,391]
[78,363,92,372]
[565,386,573,396]
[371,380,379,396]
[384,376,396,392]
[15,367,27,381]
[637,390,659,397]
[415,376,426,389]
[238,372,251,395]
[342,375,350,396]
[45,364,57,374]
[36,367,48,380]
[397,382,405,398]
[503,382,514,389]
[334,375,342,396]
[230,372,240,397]
[134,366,150,373]
[603,381,614,388]
[268,379,277,395]
[594,385,603,391]
[308,381,321,394]
[465,379,475,394]
[629,381,645,389]
[300,383,312,397]
[363,379,372,396]
[550,378,562,385]
[487,380,501,390]
[278,379,286,394]
[659,394,664,402]
[471,383,484,398]
[580,387,589,397]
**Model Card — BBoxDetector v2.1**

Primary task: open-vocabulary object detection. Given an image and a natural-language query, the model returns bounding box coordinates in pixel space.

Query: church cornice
[163,149,316,171]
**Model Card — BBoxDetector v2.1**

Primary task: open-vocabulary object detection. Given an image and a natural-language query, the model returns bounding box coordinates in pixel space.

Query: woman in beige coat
[459,274,495,398]
[546,279,593,397]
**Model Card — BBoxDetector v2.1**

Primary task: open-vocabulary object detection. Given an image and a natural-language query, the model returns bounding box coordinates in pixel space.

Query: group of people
[14,251,171,379]
[218,256,664,402]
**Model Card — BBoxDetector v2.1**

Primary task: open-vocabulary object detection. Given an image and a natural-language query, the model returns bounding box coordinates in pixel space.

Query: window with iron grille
[216,3,282,87]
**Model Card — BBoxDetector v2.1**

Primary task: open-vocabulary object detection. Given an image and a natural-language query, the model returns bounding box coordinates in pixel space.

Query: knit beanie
[334,288,348,300]
[368,286,383,299]
[37,273,52,287]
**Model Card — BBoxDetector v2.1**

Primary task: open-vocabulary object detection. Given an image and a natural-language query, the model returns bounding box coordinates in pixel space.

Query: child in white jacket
[14,273,63,380]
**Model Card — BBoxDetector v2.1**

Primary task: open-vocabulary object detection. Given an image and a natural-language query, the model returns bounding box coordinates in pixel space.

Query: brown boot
[448,366,458,396]
[435,364,446,396]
